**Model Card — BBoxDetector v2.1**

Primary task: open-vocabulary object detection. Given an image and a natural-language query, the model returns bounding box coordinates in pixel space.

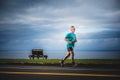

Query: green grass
[0,59,120,64]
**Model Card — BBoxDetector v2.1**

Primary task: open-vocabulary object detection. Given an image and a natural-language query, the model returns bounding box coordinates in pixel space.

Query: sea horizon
[0,50,120,59]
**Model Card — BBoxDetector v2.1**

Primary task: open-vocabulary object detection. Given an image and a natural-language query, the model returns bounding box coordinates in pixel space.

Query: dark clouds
[0,0,56,20]
[0,0,120,51]
[79,30,120,39]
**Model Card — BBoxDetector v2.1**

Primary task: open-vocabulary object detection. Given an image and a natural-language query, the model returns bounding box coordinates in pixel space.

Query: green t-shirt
[65,32,77,48]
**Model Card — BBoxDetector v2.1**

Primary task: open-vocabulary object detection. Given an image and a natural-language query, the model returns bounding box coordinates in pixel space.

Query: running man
[61,26,77,67]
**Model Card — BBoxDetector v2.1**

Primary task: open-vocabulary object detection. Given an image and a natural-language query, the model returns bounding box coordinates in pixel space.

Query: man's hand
[65,38,72,44]
[67,41,72,44]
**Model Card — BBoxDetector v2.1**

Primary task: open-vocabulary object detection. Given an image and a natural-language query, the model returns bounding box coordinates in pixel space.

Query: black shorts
[67,47,73,51]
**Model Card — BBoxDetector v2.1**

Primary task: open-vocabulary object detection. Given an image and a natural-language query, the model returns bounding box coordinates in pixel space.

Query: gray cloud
[0,0,120,51]
[0,0,119,28]
[79,30,120,39]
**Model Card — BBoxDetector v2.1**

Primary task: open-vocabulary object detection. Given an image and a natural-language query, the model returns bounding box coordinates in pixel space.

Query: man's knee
[71,53,74,56]
[66,53,70,57]
[70,51,74,56]
[67,54,70,57]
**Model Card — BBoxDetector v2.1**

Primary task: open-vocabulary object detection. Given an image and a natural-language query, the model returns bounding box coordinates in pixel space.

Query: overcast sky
[0,0,120,51]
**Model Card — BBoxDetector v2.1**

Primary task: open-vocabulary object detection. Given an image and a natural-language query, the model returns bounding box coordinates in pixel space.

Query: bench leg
[44,56,47,59]
[37,56,39,59]
[33,56,34,59]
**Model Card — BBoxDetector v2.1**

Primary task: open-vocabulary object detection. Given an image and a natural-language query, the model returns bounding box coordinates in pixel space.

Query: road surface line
[0,71,120,77]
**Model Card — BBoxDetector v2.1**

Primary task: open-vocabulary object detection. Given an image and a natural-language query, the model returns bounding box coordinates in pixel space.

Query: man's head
[71,26,75,33]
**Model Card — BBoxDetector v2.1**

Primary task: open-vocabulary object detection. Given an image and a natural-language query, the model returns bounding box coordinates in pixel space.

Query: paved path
[0,64,120,80]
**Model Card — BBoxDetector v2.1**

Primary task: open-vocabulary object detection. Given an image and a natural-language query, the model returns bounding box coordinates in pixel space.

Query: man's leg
[61,51,70,67]
[63,52,70,62]
[70,51,75,65]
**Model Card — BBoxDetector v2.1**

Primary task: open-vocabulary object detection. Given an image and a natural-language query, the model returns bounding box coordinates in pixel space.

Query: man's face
[71,27,75,33]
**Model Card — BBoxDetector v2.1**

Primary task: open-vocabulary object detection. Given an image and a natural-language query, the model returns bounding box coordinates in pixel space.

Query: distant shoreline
[0,50,120,59]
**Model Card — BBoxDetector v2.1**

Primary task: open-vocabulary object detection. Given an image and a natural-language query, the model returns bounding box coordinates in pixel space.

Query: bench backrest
[32,49,43,56]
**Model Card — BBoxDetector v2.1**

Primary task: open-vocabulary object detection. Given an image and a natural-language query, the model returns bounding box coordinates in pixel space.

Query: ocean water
[0,50,120,59]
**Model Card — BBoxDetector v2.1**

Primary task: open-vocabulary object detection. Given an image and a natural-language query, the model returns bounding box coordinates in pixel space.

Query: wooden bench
[29,49,48,59]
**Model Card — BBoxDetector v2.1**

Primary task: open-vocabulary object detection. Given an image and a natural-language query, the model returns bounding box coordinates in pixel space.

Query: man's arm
[64,38,72,44]
[71,36,77,43]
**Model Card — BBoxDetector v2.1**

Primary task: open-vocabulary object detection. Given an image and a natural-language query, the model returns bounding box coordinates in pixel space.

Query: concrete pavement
[0,64,120,80]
